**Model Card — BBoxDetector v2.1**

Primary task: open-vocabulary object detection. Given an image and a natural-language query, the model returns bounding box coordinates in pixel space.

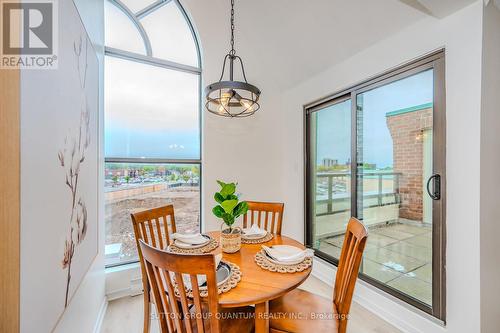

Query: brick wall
[386,107,432,221]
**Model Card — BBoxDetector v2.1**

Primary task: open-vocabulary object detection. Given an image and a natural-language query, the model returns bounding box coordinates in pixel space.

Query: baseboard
[311,257,446,333]
[93,297,108,333]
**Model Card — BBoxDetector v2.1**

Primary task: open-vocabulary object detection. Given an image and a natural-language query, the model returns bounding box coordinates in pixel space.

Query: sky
[316,69,433,168]
[104,56,200,159]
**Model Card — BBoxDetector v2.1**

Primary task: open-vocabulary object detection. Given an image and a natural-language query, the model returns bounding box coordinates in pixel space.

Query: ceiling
[225,0,427,91]
[398,0,477,18]
[185,0,476,93]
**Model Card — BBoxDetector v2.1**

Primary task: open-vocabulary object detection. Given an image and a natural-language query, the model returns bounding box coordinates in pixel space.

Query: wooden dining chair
[269,217,368,333]
[243,201,285,235]
[131,205,177,333]
[139,240,255,333]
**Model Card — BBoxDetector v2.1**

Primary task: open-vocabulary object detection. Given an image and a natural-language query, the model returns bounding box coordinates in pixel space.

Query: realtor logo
[1,0,58,69]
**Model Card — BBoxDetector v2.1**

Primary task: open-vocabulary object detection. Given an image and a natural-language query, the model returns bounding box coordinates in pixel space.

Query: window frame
[304,50,446,321]
[104,0,203,268]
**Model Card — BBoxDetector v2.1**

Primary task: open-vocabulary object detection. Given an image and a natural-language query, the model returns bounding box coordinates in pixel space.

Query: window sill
[105,261,139,273]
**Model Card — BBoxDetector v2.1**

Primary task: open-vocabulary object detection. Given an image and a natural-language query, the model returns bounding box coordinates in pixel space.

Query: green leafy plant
[212,180,248,232]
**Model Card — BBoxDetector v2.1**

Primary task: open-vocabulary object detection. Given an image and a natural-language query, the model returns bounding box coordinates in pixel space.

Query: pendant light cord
[230,0,235,56]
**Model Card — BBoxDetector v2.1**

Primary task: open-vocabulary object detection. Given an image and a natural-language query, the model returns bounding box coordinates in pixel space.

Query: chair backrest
[333,217,368,333]
[243,201,284,235]
[139,240,220,333]
[131,204,177,252]
[131,205,177,303]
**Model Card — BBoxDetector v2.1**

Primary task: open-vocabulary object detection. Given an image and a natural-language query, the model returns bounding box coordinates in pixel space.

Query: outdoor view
[104,163,200,266]
[103,0,201,267]
[311,69,434,305]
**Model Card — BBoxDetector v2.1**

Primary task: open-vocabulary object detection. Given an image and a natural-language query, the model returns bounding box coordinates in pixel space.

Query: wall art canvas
[20,1,99,332]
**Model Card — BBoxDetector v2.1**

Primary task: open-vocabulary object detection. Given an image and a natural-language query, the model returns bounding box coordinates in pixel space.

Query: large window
[306,52,446,319]
[104,0,201,267]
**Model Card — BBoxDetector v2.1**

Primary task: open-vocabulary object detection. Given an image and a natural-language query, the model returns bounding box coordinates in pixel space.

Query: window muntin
[120,0,156,14]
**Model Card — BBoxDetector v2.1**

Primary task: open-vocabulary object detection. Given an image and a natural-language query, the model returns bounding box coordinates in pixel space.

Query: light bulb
[220,91,232,107]
[240,99,255,112]
[232,91,255,112]
[218,91,233,113]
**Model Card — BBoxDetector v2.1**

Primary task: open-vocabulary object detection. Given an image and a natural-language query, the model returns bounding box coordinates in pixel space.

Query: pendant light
[205,0,261,118]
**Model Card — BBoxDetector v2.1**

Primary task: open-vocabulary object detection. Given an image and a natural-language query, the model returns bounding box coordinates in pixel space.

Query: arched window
[104,0,201,267]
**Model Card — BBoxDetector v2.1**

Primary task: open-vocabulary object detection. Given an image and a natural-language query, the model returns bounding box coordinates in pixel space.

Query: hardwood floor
[100,275,401,333]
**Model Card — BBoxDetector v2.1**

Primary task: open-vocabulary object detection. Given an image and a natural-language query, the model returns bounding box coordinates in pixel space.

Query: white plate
[181,262,231,291]
[173,234,211,249]
[199,262,232,291]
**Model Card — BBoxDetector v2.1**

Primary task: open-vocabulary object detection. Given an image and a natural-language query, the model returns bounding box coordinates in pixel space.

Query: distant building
[322,158,338,167]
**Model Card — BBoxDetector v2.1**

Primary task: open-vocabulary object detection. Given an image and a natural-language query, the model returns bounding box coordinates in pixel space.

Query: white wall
[273,2,485,333]
[52,1,105,332]
[184,1,488,331]
[480,2,500,333]
[183,0,286,233]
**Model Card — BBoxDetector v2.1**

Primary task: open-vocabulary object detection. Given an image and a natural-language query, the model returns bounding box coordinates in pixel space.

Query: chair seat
[269,289,339,332]
[189,305,255,333]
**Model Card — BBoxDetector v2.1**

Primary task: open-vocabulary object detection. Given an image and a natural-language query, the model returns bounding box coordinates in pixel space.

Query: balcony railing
[316,171,401,216]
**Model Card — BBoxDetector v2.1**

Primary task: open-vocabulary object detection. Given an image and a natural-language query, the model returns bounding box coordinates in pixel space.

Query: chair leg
[338,319,347,333]
[143,290,150,333]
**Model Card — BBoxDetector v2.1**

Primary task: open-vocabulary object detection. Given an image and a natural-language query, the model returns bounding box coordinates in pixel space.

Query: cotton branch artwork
[58,36,90,308]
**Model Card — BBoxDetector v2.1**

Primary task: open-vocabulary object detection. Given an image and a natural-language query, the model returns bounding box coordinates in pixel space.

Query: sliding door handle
[426,174,441,200]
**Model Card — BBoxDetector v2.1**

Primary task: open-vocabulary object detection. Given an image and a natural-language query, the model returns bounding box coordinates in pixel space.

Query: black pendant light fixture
[205,0,261,118]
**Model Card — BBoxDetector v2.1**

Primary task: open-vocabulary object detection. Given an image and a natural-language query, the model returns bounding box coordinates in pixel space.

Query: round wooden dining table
[206,231,312,333]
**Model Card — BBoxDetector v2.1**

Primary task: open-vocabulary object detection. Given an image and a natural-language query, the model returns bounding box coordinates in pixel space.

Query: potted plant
[212,180,248,253]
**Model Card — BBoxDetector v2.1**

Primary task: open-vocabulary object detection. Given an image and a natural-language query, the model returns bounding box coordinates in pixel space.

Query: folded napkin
[215,253,223,268]
[172,233,208,245]
[262,245,314,263]
[242,224,267,237]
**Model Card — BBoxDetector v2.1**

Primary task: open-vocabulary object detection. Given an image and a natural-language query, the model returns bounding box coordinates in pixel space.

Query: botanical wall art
[58,36,92,308]
[20,1,99,332]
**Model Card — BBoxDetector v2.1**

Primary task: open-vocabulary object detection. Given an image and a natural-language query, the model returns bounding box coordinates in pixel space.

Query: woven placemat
[254,250,312,273]
[168,237,219,254]
[173,261,241,298]
[241,232,274,244]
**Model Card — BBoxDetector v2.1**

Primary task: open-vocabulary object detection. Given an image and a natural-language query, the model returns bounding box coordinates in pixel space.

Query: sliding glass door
[305,52,445,319]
